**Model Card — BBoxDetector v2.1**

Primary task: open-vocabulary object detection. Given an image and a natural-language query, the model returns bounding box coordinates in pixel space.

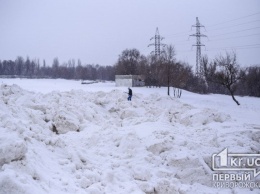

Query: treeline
[0,48,259,98]
[235,66,260,97]
[0,57,115,81]
[115,47,260,97]
[115,47,205,94]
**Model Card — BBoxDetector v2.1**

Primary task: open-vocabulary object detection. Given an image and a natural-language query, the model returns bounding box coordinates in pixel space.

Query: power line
[208,33,260,42]
[210,26,260,37]
[207,11,260,28]
[207,20,260,32]
[171,32,260,45]
[176,43,260,52]
[167,31,191,36]
[166,32,192,38]
[165,12,260,39]
[206,44,260,50]
[205,46,260,52]
[174,42,191,46]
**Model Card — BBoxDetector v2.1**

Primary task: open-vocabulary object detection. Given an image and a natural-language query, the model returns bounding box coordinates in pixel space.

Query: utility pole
[190,17,207,77]
[148,27,166,58]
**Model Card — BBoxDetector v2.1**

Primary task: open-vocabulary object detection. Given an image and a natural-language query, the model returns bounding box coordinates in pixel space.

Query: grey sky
[0,0,260,69]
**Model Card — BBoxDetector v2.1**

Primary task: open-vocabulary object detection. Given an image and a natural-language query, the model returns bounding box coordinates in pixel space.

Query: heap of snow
[0,134,27,166]
[0,83,259,194]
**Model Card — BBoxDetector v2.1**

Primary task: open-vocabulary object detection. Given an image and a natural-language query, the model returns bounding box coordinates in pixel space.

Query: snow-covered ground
[0,78,260,194]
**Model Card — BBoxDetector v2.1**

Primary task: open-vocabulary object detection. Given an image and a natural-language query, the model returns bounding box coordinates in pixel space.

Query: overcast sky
[0,0,260,69]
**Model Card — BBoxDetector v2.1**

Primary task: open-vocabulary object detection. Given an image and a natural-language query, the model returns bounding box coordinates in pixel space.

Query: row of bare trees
[115,46,206,95]
[115,46,260,104]
[0,48,259,102]
[0,57,115,81]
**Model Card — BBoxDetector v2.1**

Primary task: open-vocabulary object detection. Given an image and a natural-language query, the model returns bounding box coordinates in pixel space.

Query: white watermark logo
[212,148,260,177]
[212,148,260,189]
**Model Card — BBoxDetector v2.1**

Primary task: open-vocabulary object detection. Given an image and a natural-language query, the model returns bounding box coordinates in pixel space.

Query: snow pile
[0,133,27,166]
[0,82,259,194]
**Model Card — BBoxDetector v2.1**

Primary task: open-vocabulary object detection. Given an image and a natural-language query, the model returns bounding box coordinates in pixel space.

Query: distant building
[115,75,145,87]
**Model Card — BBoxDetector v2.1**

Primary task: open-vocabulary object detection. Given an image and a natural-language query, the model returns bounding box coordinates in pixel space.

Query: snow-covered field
[0,78,260,194]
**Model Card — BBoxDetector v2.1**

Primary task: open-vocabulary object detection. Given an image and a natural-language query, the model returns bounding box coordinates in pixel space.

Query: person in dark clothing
[128,88,132,101]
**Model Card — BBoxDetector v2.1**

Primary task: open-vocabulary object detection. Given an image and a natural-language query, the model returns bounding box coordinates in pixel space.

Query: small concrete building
[115,75,145,87]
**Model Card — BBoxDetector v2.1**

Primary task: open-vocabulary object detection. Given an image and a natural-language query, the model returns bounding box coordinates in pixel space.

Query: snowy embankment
[0,79,260,194]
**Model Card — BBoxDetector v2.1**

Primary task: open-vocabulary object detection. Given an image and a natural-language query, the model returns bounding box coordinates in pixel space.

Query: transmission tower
[190,17,207,77]
[148,27,166,58]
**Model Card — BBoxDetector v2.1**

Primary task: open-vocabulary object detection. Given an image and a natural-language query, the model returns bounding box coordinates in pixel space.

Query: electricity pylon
[148,27,166,58]
[190,17,207,77]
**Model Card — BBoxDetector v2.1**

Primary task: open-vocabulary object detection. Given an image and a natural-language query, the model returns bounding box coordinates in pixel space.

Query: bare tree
[204,52,241,105]
[15,56,24,75]
[161,45,176,95]
[115,48,142,75]
[52,58,59,78]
